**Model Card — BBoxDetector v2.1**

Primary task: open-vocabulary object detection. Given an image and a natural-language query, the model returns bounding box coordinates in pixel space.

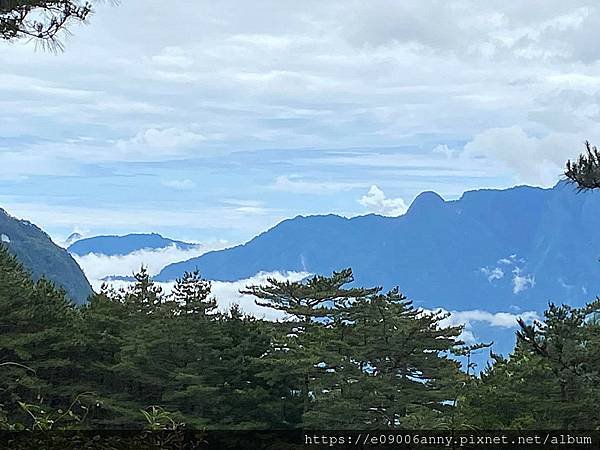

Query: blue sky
[1,0,598,246]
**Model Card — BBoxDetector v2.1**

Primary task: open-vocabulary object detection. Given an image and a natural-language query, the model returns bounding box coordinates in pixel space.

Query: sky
[2,0,599,246]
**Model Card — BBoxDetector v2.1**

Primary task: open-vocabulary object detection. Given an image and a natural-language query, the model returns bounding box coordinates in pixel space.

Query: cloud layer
[3,0,599,241]
[359,185,408,216]
[74,243,228,281]
[479,254,536,295]
[93,270,539,333]
[90,271,310,321]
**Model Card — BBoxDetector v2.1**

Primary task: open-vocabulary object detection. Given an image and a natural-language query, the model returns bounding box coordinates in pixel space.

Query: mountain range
[0,208,92,304]
[155,181,600,312]
[68,233,198,256]
[4,179,598,318]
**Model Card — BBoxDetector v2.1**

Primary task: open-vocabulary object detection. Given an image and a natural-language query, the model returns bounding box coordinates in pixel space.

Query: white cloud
[74,242,228,281]
[436,308,539,344]
[211,271,311,320]
[457,329,477,345]
[0,200,283,237]
[8,0,600,238]
[228,33,298,49]
[440,309,539,329]
[512,268,536,294]
[342,2,598,63]
[234,206,269,215]
[358,185,408,216]
[461,126,578,186]
[273,175,364,195]
[117,127,206,151]
[99,272,540,328]
[432,144,457,159]
[480,266,504,282]
[480,255,535,292]
[219,199,270,215]
[89,263,540,341]
[5,1,600,165]
[418,307,540,345]
[161,179,197,190]
[151,46,194,69]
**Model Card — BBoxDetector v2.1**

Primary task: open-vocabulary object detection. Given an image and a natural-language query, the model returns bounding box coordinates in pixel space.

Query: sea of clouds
[73,242,228,281]
[75,246,537,350]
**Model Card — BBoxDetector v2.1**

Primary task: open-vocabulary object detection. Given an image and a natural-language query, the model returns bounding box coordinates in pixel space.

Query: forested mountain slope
[0,207,92,304]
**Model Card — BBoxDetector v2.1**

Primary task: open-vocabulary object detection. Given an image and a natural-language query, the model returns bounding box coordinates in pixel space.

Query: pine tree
[241,269,379,424]
[0,245,84,423]
[122,266,164,315]
[171,270,217,318]
[565,141,600,190]
[516,300,600,429]
[242,268,379,323]
[242,269,468,429]
[1,0,93,49]
[75,288,133,427]
[305,288,466,429]
[460,300,600,429]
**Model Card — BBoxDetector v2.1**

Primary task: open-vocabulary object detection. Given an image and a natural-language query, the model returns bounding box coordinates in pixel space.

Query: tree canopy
[565,141,600,190]
[2,239,600,432]
[0,0,95,49]
[3,142,600,434]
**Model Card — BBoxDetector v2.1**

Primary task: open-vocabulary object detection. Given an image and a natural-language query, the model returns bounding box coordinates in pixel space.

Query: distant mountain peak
[156,182,600,315]
[65,232,83,246]
[407,190,445,213]
[68,232,198,256]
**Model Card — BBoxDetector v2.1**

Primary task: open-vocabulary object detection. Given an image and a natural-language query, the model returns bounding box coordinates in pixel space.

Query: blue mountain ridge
[68,233,198,256]
[156,180,600,313]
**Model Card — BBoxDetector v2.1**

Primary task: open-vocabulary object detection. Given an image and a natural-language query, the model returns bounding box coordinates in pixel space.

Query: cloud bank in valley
[92,271,311,321]
[74,243,228,281]
[85,260,538,344]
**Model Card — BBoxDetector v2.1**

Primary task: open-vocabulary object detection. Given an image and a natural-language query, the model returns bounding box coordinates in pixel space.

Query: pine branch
[565,141,600,191]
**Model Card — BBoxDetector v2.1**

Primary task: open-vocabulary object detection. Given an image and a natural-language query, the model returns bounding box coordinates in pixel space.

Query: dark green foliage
[0,0,93,50]
[243,272,467,429]
[459,300,600,429]
[242,268,379,322]
[2,244,600,431]
[565,141,600,190]
[0,257,472,429]
[171,269,217,318]
[0,245,86,423]
[0,209,92,303]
